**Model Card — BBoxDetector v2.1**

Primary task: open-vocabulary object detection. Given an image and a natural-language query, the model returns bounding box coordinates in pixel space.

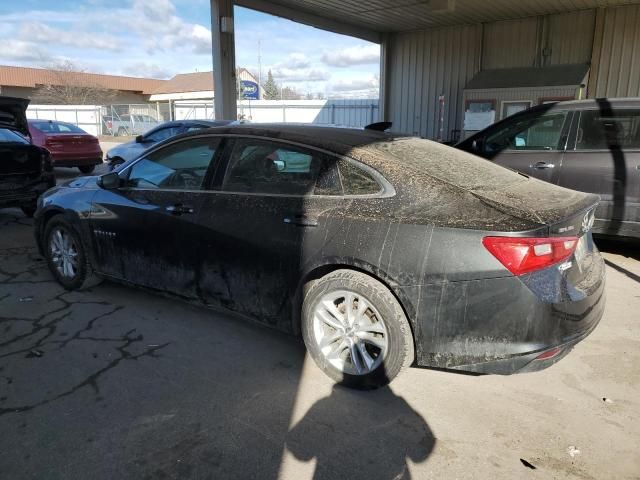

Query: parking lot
[1,166,639,479]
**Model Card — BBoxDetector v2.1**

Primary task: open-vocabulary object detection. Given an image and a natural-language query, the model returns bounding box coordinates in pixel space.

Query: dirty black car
[0,96,55,217]
[34,125,605,388]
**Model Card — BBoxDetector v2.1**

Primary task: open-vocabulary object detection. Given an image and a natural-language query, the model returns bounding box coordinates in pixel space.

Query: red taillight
[535,347,563,361]
[482,236,578,276]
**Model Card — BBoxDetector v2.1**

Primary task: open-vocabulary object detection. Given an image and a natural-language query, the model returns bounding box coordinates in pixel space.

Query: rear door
[559,107,640,236]
[90,136,222,296]
[195,136,342,328]
[481,108,572,184]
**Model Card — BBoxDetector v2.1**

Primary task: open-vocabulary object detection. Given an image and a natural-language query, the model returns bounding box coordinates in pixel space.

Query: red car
[28,120,103,173]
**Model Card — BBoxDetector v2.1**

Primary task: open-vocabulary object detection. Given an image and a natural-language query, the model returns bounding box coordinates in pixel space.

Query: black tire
[43,216,101,290]
[108,157,125,171]
[301,269,414,389]
[21,204,37,218]
[78,165,95,174]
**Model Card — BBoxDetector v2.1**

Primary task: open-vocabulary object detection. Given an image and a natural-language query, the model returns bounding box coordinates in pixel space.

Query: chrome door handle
[166,204,194,215]
[284,214,318,227]
[531,161,555,169]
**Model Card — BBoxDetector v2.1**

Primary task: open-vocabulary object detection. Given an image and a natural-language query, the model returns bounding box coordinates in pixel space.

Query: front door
[481,108,572,184]
[90,136,221,296]
[560,107,640,236]
[195,136,342,330]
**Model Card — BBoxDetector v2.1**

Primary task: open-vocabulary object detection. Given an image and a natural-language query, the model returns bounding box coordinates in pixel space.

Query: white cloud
[0,39,52,63]
[327,75,379,98]
[271,68,329,82]
[126,0,211,55]
[321,44,380,67]
[121,62,174,79]
[268,53,327,82]
[20,22,123,52]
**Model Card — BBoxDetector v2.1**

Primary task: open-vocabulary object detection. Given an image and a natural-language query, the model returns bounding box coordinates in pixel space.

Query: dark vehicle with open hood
[0,96,55,217]
[33,124,605,388]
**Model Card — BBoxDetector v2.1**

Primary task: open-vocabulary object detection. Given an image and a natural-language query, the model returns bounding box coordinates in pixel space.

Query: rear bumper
[50,151,103,167]
[402,251,606,374]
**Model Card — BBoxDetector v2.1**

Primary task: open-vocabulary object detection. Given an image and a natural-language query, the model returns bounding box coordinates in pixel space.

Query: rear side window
[339,161,381,195]
[31,121,85,134]
[222,139,340,196]
[576,109,640,149]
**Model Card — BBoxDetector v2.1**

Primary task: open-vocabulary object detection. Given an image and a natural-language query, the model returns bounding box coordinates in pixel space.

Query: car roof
[550,97,640,110]
[190,123,392,150]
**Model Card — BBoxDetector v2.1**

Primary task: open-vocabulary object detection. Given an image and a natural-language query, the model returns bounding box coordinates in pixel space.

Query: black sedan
[34,124,605,388]
[0,96,55,217]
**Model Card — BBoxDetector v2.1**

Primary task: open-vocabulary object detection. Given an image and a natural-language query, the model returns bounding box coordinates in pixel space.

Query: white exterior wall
[174,99,379,127]
[27,105,102,136]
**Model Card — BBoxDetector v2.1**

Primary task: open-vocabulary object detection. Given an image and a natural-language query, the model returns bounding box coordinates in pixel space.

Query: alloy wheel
[49,227,79,279]
[312,289,389,376]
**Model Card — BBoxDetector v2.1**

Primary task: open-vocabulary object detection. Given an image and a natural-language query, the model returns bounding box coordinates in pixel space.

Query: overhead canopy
[465,64,591,90]
[235,0,633,41]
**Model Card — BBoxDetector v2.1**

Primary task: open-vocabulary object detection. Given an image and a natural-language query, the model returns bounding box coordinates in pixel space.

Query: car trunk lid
[0,97,30,137]
[44,133,98,153]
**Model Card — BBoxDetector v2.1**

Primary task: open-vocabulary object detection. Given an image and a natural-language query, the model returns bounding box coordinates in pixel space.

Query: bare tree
[33,61,118,105]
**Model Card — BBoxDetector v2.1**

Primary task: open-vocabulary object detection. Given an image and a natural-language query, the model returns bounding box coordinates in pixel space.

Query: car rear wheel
[44,217,100,290]
[78,165,95,174]
[302,269,414,389]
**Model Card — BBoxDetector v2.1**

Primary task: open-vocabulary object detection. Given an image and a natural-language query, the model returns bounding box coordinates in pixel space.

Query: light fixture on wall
[220,16,234,34]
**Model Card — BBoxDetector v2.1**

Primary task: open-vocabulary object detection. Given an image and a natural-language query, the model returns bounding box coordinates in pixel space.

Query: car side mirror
[135,135,144,143]
[273,160,286,172]
[98,172,121,190]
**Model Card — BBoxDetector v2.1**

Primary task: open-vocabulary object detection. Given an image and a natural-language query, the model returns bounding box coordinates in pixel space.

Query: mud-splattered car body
[34,125,605,374]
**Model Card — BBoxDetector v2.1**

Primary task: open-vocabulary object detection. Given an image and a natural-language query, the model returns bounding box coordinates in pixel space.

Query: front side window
[126,137,219,190]
[145,126,181,143]
[576,109,640,150]
[485,111,568,152]
[222,139,340,195]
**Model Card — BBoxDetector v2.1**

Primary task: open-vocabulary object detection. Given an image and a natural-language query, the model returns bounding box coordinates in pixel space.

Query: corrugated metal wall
[548,10,596,65]
[386,5,639,138]
[482,18,539,69]
[387,24,481,140]
[590,4,640,98]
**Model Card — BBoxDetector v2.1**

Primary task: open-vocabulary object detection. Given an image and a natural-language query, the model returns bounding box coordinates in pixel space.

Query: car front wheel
[302,269,414,389]
[44,217,100,290]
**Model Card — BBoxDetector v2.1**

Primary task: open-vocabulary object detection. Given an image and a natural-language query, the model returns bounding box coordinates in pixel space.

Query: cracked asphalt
[1,167,639,479]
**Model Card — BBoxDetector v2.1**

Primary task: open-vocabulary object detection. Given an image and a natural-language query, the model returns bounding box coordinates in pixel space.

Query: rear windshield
[31,121,86,134]
[372,137,526,191]
[0,128,30,144]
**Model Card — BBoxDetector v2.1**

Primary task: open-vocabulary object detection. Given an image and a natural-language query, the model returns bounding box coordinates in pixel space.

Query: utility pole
[258,39,262,99]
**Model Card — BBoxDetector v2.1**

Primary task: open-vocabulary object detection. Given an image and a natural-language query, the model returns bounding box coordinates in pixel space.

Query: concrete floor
[0,203,639,479]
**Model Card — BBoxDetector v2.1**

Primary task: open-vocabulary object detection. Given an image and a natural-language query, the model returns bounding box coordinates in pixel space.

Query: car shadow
[285,383,435,480]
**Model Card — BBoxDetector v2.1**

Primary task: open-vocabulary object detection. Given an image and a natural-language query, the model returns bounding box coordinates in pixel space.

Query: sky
[0,0,380,98]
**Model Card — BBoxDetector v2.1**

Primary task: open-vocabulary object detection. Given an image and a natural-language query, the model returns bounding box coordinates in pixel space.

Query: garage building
[211,1,640,141]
